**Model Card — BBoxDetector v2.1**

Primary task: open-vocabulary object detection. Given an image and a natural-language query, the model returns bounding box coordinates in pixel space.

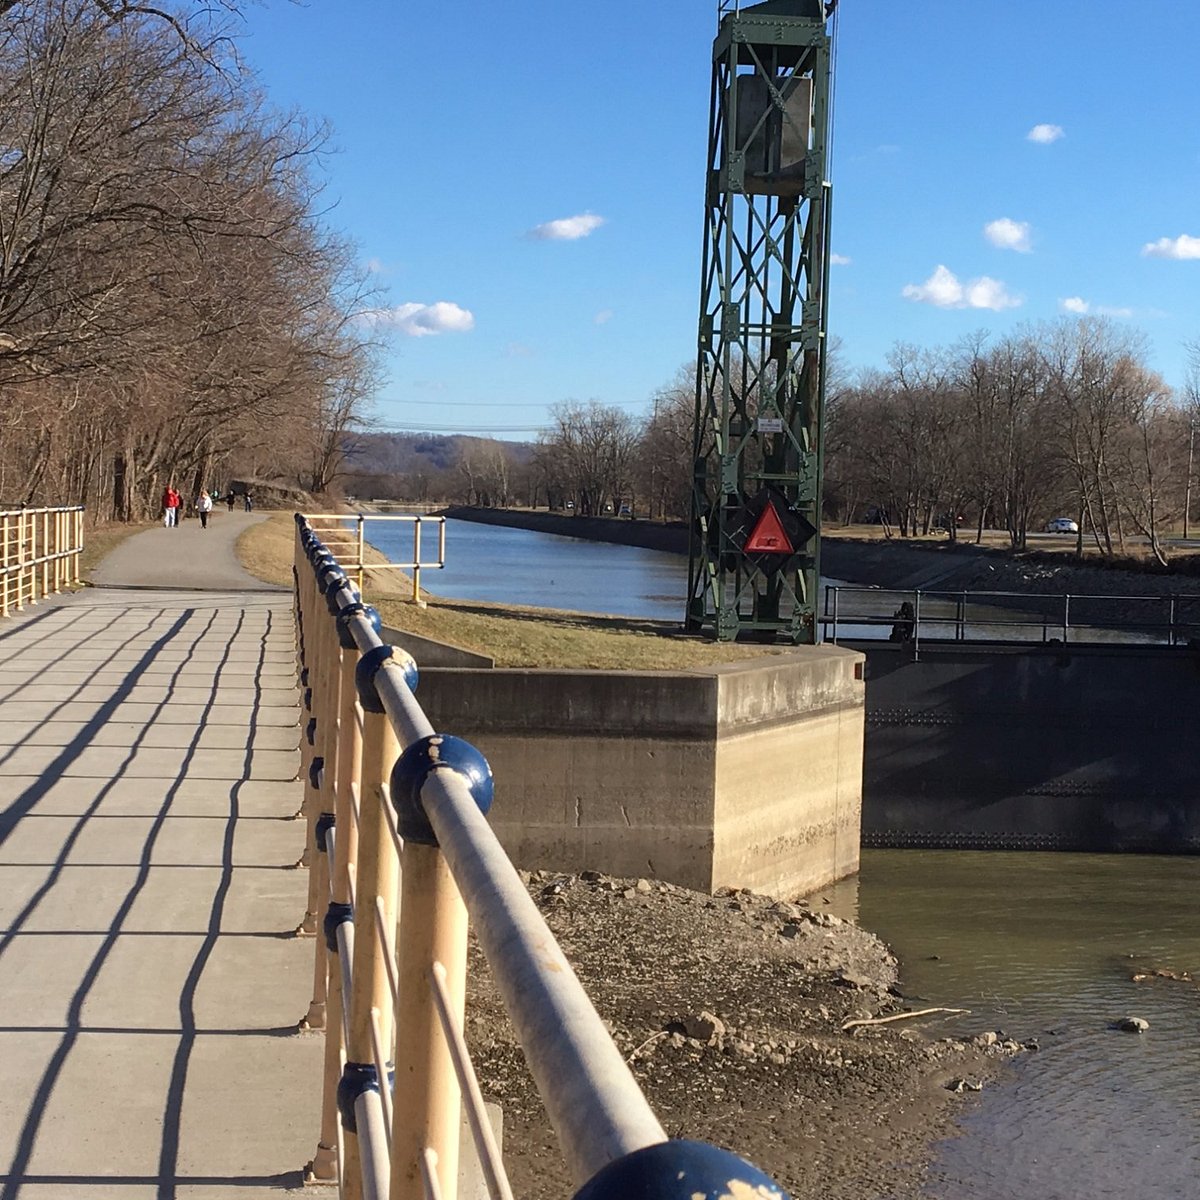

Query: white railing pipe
[418,767,668,1186]
[354,1093,393,1200]
[429,962,515,1200]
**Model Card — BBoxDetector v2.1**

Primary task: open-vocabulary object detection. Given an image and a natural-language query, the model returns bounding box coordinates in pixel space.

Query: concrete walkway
[0,514,319,1197]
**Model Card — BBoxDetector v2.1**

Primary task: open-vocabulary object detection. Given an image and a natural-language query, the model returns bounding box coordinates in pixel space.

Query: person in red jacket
[162,485,181,528]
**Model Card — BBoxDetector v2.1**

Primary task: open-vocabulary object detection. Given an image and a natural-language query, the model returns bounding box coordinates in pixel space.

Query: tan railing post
[330,620,370,1195]
[412,519,421,605]
[297,546,327,941]
[357,515,366,594]
[388,735,471,1200]
[14,511,25,611]
[346,702,400,1059]
[40,508,49,601]
[1,514,9,618]
[343,643,403,1195]
[306,558,359,1188]
[60,509,67,592]
[293,531,327,1053]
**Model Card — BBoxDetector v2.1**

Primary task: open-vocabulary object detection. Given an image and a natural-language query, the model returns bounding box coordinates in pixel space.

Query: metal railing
[291,514,790,1200]
[0,506,84,617]
[305,512,446,605]
[822,584,1200,651]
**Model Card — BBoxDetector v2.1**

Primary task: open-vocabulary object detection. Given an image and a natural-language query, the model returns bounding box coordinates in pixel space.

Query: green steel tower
[686,0,835,642]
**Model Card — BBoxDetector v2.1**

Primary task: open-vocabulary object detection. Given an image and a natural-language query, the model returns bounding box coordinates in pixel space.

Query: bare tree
[0,1,378,516]
[537,401,639,516]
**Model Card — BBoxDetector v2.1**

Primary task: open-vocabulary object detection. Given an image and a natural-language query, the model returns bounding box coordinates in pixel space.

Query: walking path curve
[0,511,318,1198]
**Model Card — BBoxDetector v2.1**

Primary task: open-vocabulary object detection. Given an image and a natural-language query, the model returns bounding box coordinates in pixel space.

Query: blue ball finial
[390,734,493,846]
[572,1142,790,1200]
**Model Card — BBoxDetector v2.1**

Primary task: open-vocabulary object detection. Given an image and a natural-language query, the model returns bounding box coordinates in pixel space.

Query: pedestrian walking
[243,490,253,512]
[197,489,213,530]
[226,490,236,512]
[162,485,181,528]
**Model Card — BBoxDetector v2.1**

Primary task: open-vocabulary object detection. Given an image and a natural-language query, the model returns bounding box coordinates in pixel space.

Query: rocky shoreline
[467,871,1030,1200]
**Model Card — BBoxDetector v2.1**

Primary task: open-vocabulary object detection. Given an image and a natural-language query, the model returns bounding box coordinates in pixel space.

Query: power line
[370,398,650,410]
[372,400,552,408]
[369,423,550,434]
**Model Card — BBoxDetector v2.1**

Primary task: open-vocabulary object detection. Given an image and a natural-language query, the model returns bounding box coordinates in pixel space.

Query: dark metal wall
[850,640,1200,853]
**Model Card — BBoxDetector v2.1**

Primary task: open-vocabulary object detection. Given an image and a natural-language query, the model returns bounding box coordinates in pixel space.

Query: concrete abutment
[384,628,866,899]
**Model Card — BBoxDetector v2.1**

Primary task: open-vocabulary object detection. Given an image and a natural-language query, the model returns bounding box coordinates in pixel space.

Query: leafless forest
[395,320,1200,568]
[0,1,378,519]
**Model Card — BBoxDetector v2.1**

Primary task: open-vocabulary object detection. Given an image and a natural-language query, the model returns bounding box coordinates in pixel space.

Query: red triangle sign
[745,501,794,554]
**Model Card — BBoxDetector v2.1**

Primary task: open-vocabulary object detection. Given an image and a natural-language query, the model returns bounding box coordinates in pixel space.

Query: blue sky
[238,1,1200,438]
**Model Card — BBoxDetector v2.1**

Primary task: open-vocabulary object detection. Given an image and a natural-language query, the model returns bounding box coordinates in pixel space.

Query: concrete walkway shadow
[0,520,317,1197]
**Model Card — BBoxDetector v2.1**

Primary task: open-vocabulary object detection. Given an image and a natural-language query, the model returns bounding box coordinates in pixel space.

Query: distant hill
[343,431,534,477]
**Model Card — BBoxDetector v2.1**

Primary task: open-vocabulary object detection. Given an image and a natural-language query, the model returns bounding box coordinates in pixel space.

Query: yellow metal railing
[305,512,446,606]
[291,515,790,1200]
[0,506,84,618]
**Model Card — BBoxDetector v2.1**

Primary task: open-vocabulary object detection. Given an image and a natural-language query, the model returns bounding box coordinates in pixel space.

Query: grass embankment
[236,512,787,670]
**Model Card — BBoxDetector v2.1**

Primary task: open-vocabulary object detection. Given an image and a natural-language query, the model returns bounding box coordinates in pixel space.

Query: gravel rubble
[465,871,1027,1200]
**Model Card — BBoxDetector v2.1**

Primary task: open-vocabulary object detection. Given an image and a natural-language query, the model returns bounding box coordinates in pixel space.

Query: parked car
[1046,517,1079,534]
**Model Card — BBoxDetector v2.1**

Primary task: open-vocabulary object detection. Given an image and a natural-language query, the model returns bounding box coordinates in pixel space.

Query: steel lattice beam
[687,0,834,643]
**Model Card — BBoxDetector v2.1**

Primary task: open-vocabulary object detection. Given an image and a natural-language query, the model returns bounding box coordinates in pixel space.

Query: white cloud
[1142,234,1200,260]
[526,212,606,241]
[902,265,1022,311]
[903,265,963,307]
[365,257,385,274]
[1060,296,1134,318]
[361,301,475,337]
[830,252,852,265]
[963,276,1022,310]
[1027,123,1064,144]
[984,218,1032,252]
[593,309,614,325]
[505,342,534,358]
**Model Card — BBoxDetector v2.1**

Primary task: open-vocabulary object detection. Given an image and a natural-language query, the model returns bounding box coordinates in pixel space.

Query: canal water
[369,516,858,624]
[380,516,694,620]
[372,517,1153,643]
[826,851,1200,1199]
[369,517,1199,1194]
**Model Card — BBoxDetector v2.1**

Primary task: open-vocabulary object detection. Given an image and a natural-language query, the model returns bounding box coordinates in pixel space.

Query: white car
[1046,517,1079,534]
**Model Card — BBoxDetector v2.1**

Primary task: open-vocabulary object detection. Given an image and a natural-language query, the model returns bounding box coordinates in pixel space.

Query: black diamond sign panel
[731,486,817,573]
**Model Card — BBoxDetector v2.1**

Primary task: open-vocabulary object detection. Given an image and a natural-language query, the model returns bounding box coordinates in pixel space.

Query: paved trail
[0,514,319,1198]
[88,510,283,592]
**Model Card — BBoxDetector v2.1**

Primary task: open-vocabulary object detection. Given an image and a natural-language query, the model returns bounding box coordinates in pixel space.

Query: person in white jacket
[197,489,214,530]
